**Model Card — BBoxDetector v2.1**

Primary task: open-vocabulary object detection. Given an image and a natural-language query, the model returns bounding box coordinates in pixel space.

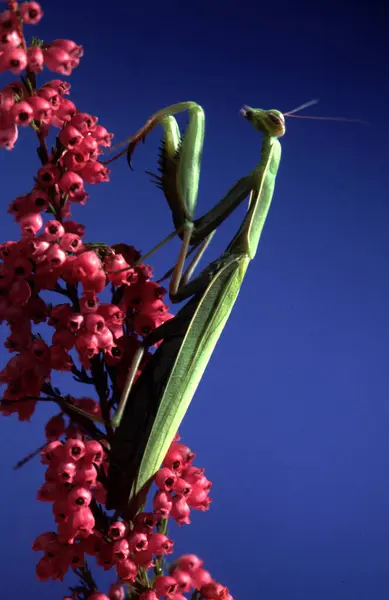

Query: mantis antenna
[284,98,368,124]
[284,99,319,114]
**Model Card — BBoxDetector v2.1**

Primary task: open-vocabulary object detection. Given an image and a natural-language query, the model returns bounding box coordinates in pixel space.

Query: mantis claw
[127,136,146,169]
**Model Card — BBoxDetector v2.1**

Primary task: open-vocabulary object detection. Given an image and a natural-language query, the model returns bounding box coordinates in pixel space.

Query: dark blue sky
[1,1,389,598]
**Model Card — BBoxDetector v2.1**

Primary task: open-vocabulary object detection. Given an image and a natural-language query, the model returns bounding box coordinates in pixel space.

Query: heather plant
[0,2,232,599]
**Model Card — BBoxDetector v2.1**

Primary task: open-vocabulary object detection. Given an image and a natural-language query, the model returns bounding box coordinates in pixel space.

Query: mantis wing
[132,254,249,499]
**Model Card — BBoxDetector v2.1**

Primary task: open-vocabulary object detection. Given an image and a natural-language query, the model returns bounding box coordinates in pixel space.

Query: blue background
[1,1,389,598]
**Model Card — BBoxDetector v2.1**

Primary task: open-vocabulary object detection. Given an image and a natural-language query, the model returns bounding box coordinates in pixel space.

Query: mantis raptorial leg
[105,102,267,298]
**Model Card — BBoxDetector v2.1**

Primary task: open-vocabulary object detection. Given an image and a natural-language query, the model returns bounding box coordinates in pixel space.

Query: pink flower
[43,45,76,75]
[0,121,18,150]
[29,96,53,122]
[59,124,83,150]
[79,160,110,184]
[20,2,44,24]
[50,39,83,59]
[27,46,44,72]
[154,576,178,597]
[0,47,28,74]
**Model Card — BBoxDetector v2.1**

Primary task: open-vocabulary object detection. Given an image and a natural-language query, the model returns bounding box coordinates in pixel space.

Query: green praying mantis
[69,99,364,517]
[99,101,285,516]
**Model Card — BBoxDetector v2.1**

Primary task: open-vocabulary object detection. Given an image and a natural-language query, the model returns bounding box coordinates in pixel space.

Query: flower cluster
[0,2,234,599]
[0,1,85,150]
[0,225,173,420]
[154,436,212,526]
[35,432,229,598]
[5,80,111,215]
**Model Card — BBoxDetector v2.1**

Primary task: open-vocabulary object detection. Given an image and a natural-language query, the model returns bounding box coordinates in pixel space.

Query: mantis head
[240,106,286,138]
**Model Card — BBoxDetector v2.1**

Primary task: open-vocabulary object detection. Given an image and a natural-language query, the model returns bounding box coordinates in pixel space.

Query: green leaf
[31,36,44,47]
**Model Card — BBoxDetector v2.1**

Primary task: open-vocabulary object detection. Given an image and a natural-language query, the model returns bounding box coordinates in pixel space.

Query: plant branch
[54,281,80,311]
[41,382,106,440]
[90,354,114,441]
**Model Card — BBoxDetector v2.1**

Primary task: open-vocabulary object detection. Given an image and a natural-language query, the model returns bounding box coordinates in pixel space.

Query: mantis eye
[267,111,284,126]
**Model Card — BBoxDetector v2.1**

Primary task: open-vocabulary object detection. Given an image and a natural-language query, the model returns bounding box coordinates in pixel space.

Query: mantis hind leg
[169,229,216,300]
[154,228,216,300]
[169,221,194,297]
[111,310,190,429]
[111,346,145,428]
[180,231,216,287]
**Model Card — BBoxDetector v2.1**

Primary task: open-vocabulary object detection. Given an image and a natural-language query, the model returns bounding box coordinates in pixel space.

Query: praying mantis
[66,99,364,517]
[100,101,285,515]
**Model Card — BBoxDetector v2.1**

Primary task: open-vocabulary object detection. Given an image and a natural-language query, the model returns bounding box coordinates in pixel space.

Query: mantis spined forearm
[103,103,284,516]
